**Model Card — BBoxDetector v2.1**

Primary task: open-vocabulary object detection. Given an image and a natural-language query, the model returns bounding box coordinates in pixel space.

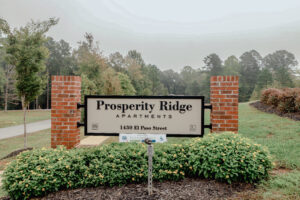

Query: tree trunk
[22,96,27,148]
[36,96,38,109]
[46,76,49,109]
[4,76,8,112]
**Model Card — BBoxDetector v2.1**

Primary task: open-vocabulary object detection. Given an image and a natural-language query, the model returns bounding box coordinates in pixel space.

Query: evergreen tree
[223,55,241,76]
[239,50,262,102]
[203,53,223,76]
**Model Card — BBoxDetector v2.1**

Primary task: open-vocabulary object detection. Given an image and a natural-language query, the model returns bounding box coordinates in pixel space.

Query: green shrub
[187,133,273,183]
[1,146,76,199]
[2,133,273,199]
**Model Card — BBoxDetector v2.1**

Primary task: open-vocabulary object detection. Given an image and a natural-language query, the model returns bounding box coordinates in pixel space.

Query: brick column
[51,76,81,149]
[210,76,239,133]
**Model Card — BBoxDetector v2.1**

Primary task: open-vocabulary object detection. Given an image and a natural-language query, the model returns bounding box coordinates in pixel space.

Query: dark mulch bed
[0,147,33,160]
[250,101,300,121]
[36,178,254,200]
[0,178,255,200]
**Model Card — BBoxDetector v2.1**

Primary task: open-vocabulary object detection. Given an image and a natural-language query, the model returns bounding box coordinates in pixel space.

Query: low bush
[187,133,273,183]
[261,88,300,113]
[261,88,281,105]
[2,133,273,199]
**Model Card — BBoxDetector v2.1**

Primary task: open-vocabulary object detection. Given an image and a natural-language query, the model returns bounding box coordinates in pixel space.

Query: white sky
[1,0,300,71]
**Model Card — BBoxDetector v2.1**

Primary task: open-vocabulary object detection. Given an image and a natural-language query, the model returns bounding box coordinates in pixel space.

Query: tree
[127,50,145,67]
[144,64,166,95]
[251,68,273,100]
[263,50,297,87]
[44,37,74,109]
[0,18,58,147]
[256,68,273,91]
[118,72,136,95]
[108,52,125,72]
[239,50,262,102]
[74,33,108,95]
[45,37,74,76]
[203,53,223,76]
[160,69,185,95]
[100,68,122,95]
[124,51,150,95]
[223,55,241,76]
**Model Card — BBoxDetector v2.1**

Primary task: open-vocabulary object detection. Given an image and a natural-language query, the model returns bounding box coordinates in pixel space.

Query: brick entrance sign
[210,76,239,133]
[50,75,239,149]
[51,76,81,149]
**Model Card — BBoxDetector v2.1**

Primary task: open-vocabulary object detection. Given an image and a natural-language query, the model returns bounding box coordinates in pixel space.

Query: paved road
[0,120,51,140]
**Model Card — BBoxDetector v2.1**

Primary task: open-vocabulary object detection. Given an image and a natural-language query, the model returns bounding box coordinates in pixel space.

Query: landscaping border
[250,101,300,121]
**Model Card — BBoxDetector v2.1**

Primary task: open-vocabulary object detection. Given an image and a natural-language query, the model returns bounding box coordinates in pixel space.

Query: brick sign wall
[51,76,81,149]
[210,76,239,133]
[50,75,239,149]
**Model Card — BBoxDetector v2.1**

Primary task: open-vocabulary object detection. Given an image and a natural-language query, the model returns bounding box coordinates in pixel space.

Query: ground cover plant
[0,110,50,128]
[1,133,273,199]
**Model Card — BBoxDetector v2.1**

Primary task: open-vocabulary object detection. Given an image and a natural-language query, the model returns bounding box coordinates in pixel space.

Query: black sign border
[84,95,205,137]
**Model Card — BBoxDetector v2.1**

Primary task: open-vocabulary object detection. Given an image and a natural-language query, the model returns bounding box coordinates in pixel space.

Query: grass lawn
[0,109,50,128]
[239,102,300,169]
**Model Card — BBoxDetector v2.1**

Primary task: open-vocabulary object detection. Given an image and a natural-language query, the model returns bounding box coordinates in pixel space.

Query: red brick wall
[51,76,81,149]
[210,76,239,133]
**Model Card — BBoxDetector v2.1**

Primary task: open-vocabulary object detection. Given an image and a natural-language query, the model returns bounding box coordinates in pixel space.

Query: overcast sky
[1,0,300,71]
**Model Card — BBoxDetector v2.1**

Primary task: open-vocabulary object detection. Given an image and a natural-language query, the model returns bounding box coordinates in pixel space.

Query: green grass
[239,102,300,169]
[0,110,50,128]
[259,170,300,199]
[0,129,51,159]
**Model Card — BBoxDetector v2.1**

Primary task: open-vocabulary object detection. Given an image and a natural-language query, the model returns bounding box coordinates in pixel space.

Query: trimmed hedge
[261,88,300,113]
[2,133,273,199]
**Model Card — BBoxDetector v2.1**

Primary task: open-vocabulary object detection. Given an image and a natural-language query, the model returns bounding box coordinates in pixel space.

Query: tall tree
[74,33,108,95]
[44,37,74,108]
[223,55,241,76]
[160,69,185,95]
[127,50,145,67]
[203,53,223,76]
[256,68,273,91]
[108,52,125,72]
[144,64,166,95]
[118,72,136,95]
[239,50,262,102]
[0,17,58,147]
[263,50,297,87]
[124,50,152,95]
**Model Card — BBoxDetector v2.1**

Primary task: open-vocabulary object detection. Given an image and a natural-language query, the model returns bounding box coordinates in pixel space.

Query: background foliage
[0,19,299,110]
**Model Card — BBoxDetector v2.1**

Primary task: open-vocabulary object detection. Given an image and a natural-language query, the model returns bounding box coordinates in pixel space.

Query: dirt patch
[250,101,300,121]
[0,147,33,160]
[270,168,292,176]
[30,178,254,200]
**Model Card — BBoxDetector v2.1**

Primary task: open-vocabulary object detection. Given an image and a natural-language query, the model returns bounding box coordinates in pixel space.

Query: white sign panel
[119,134,167,143]
[85,96,204,136]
